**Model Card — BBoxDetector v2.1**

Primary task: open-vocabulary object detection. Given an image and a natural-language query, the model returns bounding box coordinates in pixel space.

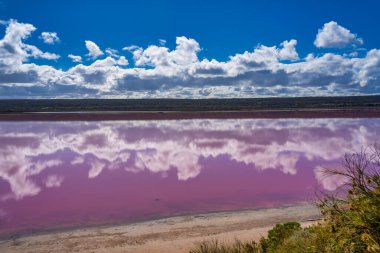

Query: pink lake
[1,118,380,237]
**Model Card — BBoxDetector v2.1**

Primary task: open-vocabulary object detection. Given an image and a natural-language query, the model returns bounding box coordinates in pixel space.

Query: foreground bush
[315,146,380,252]
[273,225,341,253]
[190,146,380,253]
[260,221,301,252]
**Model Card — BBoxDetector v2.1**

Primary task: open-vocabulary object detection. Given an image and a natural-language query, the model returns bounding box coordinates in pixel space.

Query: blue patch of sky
[0,0,379,70]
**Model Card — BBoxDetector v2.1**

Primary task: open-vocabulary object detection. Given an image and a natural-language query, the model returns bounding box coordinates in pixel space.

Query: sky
[0,0,379,98]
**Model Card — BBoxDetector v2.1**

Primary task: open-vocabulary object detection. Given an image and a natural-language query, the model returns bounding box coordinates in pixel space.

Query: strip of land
[1,96,380,113]
[0,203,320,253]
[1,96,380,120]
[0,109,379,121]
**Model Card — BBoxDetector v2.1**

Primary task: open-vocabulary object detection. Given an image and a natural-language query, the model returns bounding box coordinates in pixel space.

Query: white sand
[0,203,320,253]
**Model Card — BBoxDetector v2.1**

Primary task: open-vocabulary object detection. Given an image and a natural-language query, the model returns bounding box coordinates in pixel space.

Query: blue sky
[0,0,379,98]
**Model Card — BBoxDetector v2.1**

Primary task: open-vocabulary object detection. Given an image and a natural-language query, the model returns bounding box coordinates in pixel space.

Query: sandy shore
[0,203,320,253]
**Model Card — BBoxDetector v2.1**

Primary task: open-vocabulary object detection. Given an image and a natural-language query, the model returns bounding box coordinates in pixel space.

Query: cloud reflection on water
[0,118,379,201]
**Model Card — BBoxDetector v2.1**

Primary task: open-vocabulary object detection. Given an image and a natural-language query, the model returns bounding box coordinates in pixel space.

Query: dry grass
[190,240,262,253]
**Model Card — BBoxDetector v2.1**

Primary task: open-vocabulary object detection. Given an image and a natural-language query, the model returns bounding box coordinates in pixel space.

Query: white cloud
[123,45,143,62]
[355,49,380,87]
[134,36,200,69]
[122,45,141,51]
[279,39,299,61]
[0,19,60,65]
[40,32,60,44]
[0,19,62,90]
[85,40,104,59]
[0,19,380,98]
[105,48,118,57]
[159,39,166,46]
[25,44,60,60]
[116,56,129,66]
[314,21,363,48]
[68,54,82,63]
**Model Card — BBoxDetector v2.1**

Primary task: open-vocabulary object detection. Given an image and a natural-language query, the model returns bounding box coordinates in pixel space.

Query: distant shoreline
[0,108,380,121]
[0,203,320,253]
[1,95,380,113]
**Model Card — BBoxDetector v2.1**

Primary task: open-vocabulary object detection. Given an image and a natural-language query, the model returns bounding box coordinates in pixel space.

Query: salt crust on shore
[0,203,320,253]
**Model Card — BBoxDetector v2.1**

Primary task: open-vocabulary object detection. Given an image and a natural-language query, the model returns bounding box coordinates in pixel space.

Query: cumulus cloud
[314,21,363,48]
[0,19,379,98]
[0,19,62,90]
[68,54,82,63]
[40,32,60,44]
[279,39,299,61]
[134,36,200,69]
[0,19,60,65]
[105,48,119,57]
[85,40,104,59]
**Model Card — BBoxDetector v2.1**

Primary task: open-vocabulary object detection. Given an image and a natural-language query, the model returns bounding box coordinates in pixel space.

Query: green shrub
[260,222,302,252]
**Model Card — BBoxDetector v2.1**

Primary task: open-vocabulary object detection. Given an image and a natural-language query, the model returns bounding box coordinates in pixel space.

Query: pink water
[0,118,379,236]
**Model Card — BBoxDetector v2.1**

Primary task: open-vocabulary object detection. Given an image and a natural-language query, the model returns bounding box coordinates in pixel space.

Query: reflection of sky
[0,118,380,236]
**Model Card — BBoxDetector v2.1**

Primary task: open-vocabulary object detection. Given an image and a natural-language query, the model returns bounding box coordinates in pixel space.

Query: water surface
[1,118,380,236]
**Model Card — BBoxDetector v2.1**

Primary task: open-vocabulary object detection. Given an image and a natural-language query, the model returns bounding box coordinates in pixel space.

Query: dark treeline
[1,95,380,112]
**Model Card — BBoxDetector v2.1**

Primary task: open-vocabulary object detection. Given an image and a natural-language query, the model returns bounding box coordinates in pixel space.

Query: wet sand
[0,203,320,253]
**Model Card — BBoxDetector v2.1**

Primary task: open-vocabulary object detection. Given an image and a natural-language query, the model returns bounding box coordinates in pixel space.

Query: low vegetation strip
[1,95,380,112]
